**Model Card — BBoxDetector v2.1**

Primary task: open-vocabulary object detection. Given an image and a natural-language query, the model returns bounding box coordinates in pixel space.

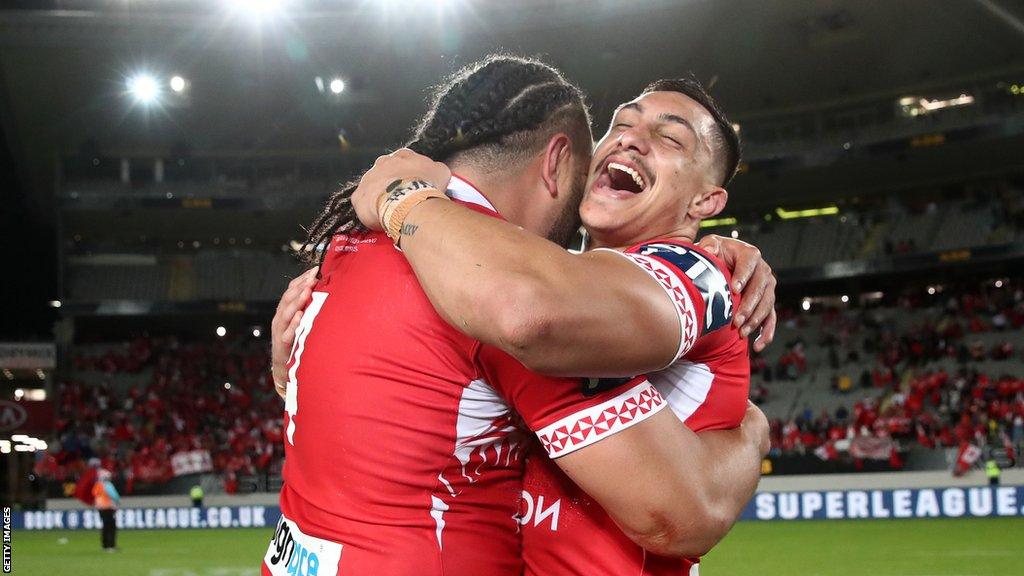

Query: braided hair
[301,54,592,267]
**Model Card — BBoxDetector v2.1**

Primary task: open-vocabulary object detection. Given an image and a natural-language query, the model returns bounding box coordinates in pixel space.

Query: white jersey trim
[431,378,522,550]
[594,248,699,367]
[536,380,666,458]
[447,176,496,211]
[430,495,449,550]
[647,360,714,424]
[285,291,329,446]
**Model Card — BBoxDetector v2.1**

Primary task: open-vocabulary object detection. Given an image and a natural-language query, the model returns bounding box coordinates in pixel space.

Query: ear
[689,185,728,220]
[540,133,572,198]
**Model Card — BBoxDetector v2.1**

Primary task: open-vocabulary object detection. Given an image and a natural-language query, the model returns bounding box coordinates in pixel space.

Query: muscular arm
[348,150,776,376]
[558,402,768,557]
[398,199,680,377]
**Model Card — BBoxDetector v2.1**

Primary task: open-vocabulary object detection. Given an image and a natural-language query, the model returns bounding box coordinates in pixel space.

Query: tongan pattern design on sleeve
[602,240,734,364]
[618,251,702,359]
[535,380,665,458]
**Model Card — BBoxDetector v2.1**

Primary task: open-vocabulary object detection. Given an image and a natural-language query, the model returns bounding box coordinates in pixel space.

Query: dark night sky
[0,123,56,341]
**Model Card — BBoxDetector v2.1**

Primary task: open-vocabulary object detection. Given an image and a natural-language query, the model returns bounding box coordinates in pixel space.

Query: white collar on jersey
[447,175,497,212]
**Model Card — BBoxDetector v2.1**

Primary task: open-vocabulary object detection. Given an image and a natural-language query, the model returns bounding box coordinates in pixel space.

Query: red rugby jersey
[520,240,751,576]
[262,177,667,576]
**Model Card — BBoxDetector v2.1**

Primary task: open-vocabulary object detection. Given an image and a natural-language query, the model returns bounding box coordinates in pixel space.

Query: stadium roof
[1,0,1023,337]
[3,1,1023,211]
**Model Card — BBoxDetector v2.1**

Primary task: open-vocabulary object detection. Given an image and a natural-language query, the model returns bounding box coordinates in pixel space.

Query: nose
[615,124,651,156]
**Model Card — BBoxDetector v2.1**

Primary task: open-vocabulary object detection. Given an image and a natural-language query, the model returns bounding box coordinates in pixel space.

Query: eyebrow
[617,101,707,152]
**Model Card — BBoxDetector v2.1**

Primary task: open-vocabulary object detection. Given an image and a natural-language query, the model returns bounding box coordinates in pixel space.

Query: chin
[580,210,628,246]
[579,204,612,232]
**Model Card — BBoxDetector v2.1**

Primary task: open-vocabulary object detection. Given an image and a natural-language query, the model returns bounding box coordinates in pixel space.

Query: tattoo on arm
[385,179,435,203]
[400,223,419,237]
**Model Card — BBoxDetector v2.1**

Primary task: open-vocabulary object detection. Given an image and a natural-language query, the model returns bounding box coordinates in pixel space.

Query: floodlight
[226,0,286,21]
[128,73,160,104]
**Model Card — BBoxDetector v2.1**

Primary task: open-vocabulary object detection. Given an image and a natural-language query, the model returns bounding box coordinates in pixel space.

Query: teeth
[608,162,645,190]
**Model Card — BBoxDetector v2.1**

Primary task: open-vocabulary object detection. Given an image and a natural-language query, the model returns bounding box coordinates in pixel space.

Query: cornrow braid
[301,54,591,269]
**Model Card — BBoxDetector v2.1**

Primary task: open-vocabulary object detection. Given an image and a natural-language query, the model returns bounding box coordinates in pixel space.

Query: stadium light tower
[127,73,160,105]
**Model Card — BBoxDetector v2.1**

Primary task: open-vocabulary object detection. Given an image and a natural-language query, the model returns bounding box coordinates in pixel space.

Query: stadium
[1,0,1023,575]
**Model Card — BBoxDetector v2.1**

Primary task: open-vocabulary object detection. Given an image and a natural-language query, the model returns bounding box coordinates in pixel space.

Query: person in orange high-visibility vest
[92,469,120,551]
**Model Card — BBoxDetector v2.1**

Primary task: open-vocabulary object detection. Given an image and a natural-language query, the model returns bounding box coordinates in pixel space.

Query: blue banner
[12,505,282,531]
[740,485,1024,521]
[11,486,1023,530]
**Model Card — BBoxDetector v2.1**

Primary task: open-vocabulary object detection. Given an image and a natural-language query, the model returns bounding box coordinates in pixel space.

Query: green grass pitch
[13,518,1024,575]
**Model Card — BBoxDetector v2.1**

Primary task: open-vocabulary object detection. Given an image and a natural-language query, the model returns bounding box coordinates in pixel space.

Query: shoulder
[626,240,730,280]
[625,239,734,334]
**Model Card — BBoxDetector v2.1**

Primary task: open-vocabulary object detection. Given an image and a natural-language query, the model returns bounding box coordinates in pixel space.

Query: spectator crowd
[35,277,1024,493]
[757,279,1024,463]
[37,335,284,495]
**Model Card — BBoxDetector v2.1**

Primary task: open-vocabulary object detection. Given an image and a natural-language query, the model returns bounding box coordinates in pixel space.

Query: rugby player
[346,77,758,575]
[264,56,773,576]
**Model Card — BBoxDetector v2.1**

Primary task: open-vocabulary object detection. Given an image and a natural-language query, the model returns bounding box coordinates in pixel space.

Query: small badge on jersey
[264,514,343,576]
[637,243,733,333]
[580,376,634,397]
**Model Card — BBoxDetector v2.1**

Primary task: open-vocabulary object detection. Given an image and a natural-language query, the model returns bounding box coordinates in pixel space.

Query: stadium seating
[754,279,1024,462]
[733,180,1023,269]
[43,275,1024,495]
[59,180,1024,305]
[67,252,304,302]
[39,336,284,495]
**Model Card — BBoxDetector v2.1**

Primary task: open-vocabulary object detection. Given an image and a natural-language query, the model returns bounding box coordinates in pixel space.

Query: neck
[586,220,699,251]
[450,161,549,236]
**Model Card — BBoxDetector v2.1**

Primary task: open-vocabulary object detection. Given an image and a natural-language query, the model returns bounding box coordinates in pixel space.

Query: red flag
[889,445,904,469]
[814,442,838,461]
[73,467,97,506]
[916,423,935,449]
[954,442,982,476]
[1001,432,1017,465]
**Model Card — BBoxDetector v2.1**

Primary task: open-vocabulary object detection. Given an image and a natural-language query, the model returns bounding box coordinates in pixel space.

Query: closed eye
[661,133,684,148]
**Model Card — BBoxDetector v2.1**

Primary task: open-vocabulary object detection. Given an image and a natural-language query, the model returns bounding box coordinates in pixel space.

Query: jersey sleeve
[595,240,735,366]
[475,344,666,459]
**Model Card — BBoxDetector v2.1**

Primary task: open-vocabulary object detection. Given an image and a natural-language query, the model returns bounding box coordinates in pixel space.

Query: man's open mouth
[606,162,646,194]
